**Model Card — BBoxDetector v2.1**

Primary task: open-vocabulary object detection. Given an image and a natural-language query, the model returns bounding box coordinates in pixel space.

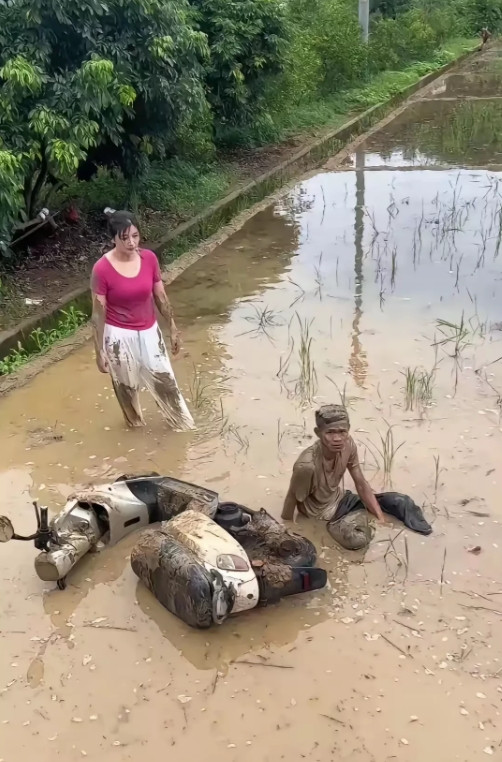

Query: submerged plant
[402,366,435,412]
[226,424,250,454]
[240,303,282,339]
[188,365,214,413]
[326,376,348,407]
[368,422,404,487]
[434,313,471,360]
[433,453,443,505]
[294,313,317,406]
[314,253,324,299]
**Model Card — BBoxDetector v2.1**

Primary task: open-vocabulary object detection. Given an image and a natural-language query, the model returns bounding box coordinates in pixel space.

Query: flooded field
[2,45,502,762]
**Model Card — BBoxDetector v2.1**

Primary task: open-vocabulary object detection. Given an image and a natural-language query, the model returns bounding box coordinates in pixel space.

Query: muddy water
[2,46,502,762]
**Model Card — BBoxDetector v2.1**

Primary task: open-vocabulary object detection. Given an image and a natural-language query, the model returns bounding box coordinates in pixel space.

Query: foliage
[137,159,232,219]
[193,0,287,126]
[0,307,87,375]
[0,0,489,252]
[273,0,368,106]
[58,168,130,215]
[58,159,233,230]
[0,0,208,237]
[371,0,410,17]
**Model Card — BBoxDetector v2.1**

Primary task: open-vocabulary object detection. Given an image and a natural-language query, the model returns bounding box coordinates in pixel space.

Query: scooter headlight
[217,554,249,572]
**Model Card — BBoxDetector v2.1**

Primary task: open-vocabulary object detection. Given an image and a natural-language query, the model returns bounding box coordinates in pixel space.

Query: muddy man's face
[115,224,140,257]
[316,424,349,454]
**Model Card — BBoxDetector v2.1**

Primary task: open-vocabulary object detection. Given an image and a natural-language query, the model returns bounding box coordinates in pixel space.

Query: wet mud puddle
[2,45,502,762]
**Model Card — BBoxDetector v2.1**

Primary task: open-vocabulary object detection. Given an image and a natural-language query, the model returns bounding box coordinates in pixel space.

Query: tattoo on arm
[154,285,176,332]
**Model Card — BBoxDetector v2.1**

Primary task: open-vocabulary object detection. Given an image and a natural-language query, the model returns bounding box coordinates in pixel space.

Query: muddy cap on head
[315,404,350,431]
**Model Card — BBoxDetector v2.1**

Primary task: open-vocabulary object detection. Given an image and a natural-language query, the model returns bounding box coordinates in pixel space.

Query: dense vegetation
[0,0,498,250]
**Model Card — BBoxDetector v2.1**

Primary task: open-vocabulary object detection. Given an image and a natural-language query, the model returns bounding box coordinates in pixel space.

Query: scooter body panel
[166,511,260,614]
[66,483,151,545]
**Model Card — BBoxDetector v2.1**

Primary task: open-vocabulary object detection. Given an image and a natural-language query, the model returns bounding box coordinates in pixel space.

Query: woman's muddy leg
[104,328,144,427]
[139,324,195,430]
[141,366,195,430]
[110,377,143,428]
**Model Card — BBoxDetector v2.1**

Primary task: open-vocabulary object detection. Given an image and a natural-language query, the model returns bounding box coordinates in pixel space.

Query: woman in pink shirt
[91,210,194,430]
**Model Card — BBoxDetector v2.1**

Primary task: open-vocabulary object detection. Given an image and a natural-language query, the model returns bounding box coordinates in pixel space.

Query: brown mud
[1,43,502,762]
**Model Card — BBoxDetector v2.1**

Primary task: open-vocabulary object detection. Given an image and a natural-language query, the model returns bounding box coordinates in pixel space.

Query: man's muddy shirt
[289,438,359,521]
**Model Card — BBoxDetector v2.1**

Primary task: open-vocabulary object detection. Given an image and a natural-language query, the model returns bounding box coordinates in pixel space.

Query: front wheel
[57,577,67,590]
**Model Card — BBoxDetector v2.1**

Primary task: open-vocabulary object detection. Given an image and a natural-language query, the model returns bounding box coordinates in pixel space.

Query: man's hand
[171,330,181,356]
[377,515,392,527]
[349,464,386,522]
[96,350,108,374]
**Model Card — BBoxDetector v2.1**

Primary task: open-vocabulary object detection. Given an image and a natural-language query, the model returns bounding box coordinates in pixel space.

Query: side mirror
[0,516,14,542]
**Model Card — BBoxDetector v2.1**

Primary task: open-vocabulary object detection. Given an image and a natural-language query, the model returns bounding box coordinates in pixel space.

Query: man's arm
[153,280,180,355]
[282,486,298,520]
[348,463,385,522]
[281,463,313,520]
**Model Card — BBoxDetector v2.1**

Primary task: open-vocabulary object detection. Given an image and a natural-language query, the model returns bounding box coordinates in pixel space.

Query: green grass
[0,307,87,375]
[221,37,476,145]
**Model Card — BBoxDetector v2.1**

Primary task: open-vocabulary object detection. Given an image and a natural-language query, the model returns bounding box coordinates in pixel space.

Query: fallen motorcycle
[0,475,327,627]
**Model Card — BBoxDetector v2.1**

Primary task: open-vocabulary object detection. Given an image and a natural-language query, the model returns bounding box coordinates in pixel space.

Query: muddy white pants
[103,322,195,430]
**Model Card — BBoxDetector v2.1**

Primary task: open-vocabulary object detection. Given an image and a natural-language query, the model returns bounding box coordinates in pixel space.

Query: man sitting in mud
[281,404,432,550]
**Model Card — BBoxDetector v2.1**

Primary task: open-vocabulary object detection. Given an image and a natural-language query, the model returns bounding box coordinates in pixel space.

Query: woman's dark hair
[108,210,139,240]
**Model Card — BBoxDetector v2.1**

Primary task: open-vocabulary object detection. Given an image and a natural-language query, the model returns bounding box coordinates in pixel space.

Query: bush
[56,168,130,214]
[0,0,487,252]
[0,0,208,242]
[137,159,232,218]
[192,0,288,126]
[369,8,438,72]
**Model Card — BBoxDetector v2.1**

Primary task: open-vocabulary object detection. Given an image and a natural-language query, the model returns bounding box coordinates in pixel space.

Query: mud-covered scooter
[0,475,327,628]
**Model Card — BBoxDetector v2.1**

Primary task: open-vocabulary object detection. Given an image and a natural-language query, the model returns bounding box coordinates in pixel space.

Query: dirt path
[1,45,502,762]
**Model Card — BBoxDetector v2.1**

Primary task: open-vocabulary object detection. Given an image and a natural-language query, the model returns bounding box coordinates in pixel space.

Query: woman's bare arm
[91,293,108,372]
[153,280,180,354]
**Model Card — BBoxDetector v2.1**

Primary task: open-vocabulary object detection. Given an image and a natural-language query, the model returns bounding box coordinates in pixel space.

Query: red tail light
[301,571,312,591]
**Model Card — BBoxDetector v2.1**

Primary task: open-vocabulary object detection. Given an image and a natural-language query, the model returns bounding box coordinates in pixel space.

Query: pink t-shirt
[91,249,162,331]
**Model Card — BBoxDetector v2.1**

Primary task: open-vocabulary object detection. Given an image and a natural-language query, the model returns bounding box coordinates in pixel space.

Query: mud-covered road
[2,46,502,762]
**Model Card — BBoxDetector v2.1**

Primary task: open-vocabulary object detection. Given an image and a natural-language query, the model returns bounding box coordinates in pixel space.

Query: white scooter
[0,475,327,628]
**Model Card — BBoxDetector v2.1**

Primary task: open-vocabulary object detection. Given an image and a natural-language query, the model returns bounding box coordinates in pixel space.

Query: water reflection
[350,148,368,387]
[351,99,502,168]
[135,581,331,672]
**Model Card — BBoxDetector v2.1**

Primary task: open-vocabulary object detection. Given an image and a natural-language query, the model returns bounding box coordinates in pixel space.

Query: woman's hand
[96,350,109,374]
[170,330,181,356]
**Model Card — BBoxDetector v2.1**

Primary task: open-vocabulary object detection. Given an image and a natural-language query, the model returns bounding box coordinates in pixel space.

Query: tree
[0,0,208,242]
[192,0,287,125]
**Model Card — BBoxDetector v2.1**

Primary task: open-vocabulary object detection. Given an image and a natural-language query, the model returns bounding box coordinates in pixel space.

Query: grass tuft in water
[368,422,404,487]
[241,303,282,340]
[294,313,318,406]
[188,365,214,413]
[434,313,471,360]
[402,366,436,412]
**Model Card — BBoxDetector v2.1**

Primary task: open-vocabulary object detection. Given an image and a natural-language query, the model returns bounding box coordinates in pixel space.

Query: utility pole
[358,0,369,43]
